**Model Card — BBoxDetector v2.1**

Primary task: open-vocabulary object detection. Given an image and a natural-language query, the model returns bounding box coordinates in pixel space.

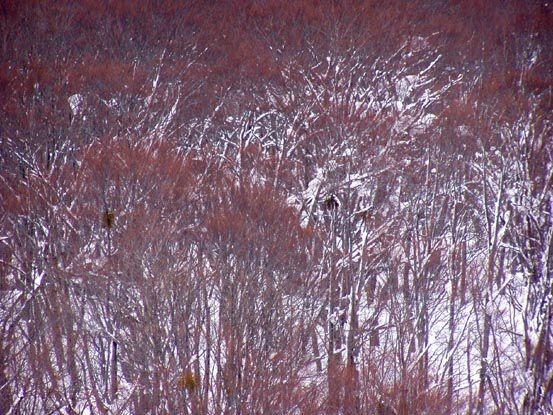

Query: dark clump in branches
[103,210,115,229]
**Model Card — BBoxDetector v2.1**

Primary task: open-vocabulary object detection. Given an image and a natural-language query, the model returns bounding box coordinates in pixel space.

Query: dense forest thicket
[1,1,552,414]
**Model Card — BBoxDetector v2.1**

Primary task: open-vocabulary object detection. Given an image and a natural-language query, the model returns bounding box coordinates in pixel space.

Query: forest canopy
[1,1,552,414]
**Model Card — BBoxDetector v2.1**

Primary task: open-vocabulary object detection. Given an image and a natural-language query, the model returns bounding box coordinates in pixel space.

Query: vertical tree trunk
[0,340,12,414]
[344,281,359,415]
[110,340,118,400]
[476,310,491,415]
